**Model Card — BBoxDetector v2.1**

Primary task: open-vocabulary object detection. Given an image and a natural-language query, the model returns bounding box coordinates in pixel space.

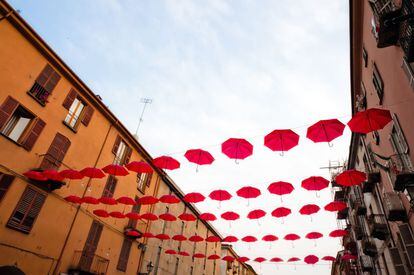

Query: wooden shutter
[389,247,406,275]
[145,173,153,187]
[80,221,103,271]
[112,135,122,154]
[62,89,78,110]
[0,173,14,202]
[123,146,132,165]
[7,186,46,233]
[36,64,60,93]
[127,196,141,228]
[40,133,71,170]
[21,118,46,151]
[81,105,94,126]
[0,96,19,130]
[398,224,414,267]
[102,175,117,198]
[117,238,132,272]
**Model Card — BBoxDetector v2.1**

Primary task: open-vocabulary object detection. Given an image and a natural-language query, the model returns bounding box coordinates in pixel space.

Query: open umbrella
[305,232,323,246]
[117,196,136,205]
[222,256,235,262]
[322,256,336,261]
[236,186,261,206]
[347,108,392,134]
[102,164,129,176]
[193,253,205,258]
[141,232,154,238]
[125,212,140,220]
[270,257,283,263]
[329,229,348,238]
[109,211,125,219]
[81,196,99,205]
[189,235,204,242]
[156,233,170,240]
[199,212,217,221]
[335,169,366,186]
[247,209,266,225]
[80,167,105,179]
[221,138,253,162]
[288,257,300,262]
[183,192,205,203]
[159,213,177,221]
[178,212,197,222]
[184,149,214,171]
[42,170,64,181]
[341,254,358,261]
[99,197,117,205]
[125,161,153,174]
[209,189,232,208]
[207,254,221,260]
[299,204,320,221]
[178,251,190,257]
[324,201,347,212]
[125,230,140,238]
[140,213,158,221]
[159,194,180,204]
[153,156,180,170]
[242,236,257,243]
[268,181,294,202]
[23,171,47,181]
[59,169,84,179]
[254,257,266,263]
[206,236,221,242]
[306,119,345,145]
[172,234,187,241]
[301,176,329,197]
[65,195,82,204]
[93,209,109,218]
[271,207,291,223]
[284,233,300,247]
[137,195,159,205]
[165,249,176,255]
[262,234,278,249]
[222,236,238,243]
[238,257,250,263]
[221,211,240,221]
[304,255,319,265]
[264,129,300,155]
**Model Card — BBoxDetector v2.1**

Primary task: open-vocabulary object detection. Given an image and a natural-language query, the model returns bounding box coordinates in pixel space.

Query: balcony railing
[349,194,367,216]
[388,155,414,191]
[361,172,381,193]
[360,255,374,273]
[383,192,407,221]
[28,82,50,105]
[368,214,389,240]
[69,251,109,275]
[399,0,414,62]
[362,238,378,257]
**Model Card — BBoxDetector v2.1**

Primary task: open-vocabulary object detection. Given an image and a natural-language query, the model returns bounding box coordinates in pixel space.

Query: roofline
[0,0,221,238]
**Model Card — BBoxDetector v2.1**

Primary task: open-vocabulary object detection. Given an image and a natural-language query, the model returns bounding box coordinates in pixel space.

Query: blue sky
[9,1,351,274]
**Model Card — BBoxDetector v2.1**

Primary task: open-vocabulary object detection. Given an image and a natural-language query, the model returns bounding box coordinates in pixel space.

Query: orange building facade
[0,1,231,274]
[220,245,257,275]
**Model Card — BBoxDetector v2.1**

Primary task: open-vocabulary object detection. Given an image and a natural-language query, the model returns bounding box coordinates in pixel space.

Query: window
[112,136,132,165]
[7,186,46,233]
[0,173,14,203]
[64,98,85,128]
[0,97,45,150]
[28,64,61,105]
[401,58,414,90]
[362,47,368,67]
[40,133,71,170]
[102,175,117,198]
[372,63,384,103]
[62,89,94,129]
[390,114,413,171]
[117,238,132,272]
[137,173,152,192]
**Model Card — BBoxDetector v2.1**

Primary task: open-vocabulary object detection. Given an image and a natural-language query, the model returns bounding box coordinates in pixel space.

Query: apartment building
[220,245,257,275]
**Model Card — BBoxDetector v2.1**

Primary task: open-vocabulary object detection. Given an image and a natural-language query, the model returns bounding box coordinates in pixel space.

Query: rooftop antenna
[134,98,152,138]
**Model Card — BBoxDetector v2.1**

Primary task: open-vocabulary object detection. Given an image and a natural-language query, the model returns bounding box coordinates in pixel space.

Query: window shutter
[62,89,78,110]
[112,135,122,154]
[21,118,46,151]
[0,173,14,202]
[145,173,153,187]
[392,114,409,154]
[80,221,103,271]
[40,133,71,170]
[102,175,117,198]
[0,96,19,130]
[398,224,414,267]
[389,247,407,275]
[127,199,141,228]
[81,105,94,126]
[44,71,61,93]
[36,64,54,86]
[123,146,132,164]
[117,239,132,272]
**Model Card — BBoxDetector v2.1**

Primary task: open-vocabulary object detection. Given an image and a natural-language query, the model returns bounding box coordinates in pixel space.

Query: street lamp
[147,261,154,274]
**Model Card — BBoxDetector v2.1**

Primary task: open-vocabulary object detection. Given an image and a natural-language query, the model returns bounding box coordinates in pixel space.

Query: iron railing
[70,250,109,275]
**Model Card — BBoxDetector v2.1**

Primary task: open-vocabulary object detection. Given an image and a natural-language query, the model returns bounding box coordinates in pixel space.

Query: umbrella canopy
[206,236,221,242]
[254,257,266,263]
[222,256,235,262]
[207,254,221,260]
[137,195,159,205]
[347,108,392,134]
[342,254,358,261]
[99,197,117,205]
[80,167,105,179]
[199,212,217,221]
[305,232,323,240]
[284,234,300,241]
[125,212,140,220]
[247,209,266,220]
[236,186,261,199]
[262,234,278,242]
[270,257,283,263]
[102,164,129,176]
[264,129,299,153]
[221,211,240,221]
[241,236,257,243]
[141,232,154,238]
[329,229,348,238]
[288,257,300,262]
[268,181,294,196]
[223,236,238,243]
[238,257,250,263]
[183,192,205,203]
[299,204,320,215]
[172,234,187,241]
[109,211,125,219]
[23,170,47,181]
[324,201,347,212]
[178,213,197,221]
[271,207,292,218]
[59,169,84,180]
[153,156,180,170]
[178,251,190,256]
[159,194,180,204]
[42,170,64,181]
[221,138,253,160]
[322,256,336,261]
[306,119,345,143]
[184,149,214,165]
[117,196,136,205]
[193,253,205,258]
[81,196,99,204]
[65,195,82,204]
[335,169,366,186]
[125,161,153,174]
[189,235,204,242]
[140,213,158,221]
[209,190,232,202]
[93,209,109,218]
[301,176,329,191]
[156,233,170,240]
[304,255,319,264]
[159,213,177,221]
[165,249,176,255]
[125,230,140,237]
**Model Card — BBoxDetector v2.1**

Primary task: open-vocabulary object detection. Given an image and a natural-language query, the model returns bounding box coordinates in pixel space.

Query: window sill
[0,133,24,148]
[26,91,47,107]
[62,120,78,133]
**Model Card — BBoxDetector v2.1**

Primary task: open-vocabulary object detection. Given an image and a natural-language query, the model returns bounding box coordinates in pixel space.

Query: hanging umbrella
[93,209,109,218]
[304,255,319,264]
[299,204,320,220]
[222,236,238,243]
[125,212,140,220]
[159,194,180,204]
[178,251,190,257]
[335,169,366,186]
[270,257,283,263]
[247,209,266,220]
[221,138,253,162]
[109,211,125,219]
[178,213,197,222]
[165,249,176,255]
[102,164,129,176]
[268,181,294,202]
[208,254,221,260]
[184,149,214,170]
[241,236,257,243]
[140,213,158,221]
[141,232,154,238]
[236,186,261,205]
[264,129,300,155]
[42,170,64,181]
[341,254,358,261]
[221,211,240,221]
[64,195,82,204]
[81,196,99,205]
[254,257,266,263]
[183,192,205,203]
[99,197,117,205]
[117,196,136,205]
[301,176,329,191]
[288,257,300,262]
[156,233,170,240]
[199,212,217,221]
[125,161,153,173]
[193,253,205,259]
[262,234,278,242]
[172,234,187,241]
[153,156,180,170]
[347,108,392,134]
[271,207,292,221]
[209,190,232,202]
[306,119,345,145]
[23,171,47,181]
[59,169,84,180]
[322,256,336,261]
[284,233,300,245]
[126,230,140,238]
[238,257,250,263]
[137,195,159,205]
[206,236,220,242]
[329,229,348,238]
[189,235,204,242]
[222,256,235,262]
[80,167,105,179]
[324,201,347,212]
[305,232,323,240]
[159,213,177,221]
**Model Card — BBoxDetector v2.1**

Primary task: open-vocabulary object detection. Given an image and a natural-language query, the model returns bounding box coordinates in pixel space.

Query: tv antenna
[135,98,152,137]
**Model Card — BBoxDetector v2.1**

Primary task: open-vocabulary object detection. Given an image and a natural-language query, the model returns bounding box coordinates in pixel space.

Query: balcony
[362,172,381,193]
[362,239,378,257]
[368,214,389,240]
[352,224,364,241]
[26,168,65,192]
[360,255,374,273]
[399,0,414,62]
[337,207,349,220]
[369,0,402,48]
[350,194,367,216]
[334,190,345,201]
[389,156,414,191]
[69,251,109,275]
[384,192,407,221]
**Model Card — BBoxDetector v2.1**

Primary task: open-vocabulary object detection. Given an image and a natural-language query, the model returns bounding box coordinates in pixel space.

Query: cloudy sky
[9,0,351,274]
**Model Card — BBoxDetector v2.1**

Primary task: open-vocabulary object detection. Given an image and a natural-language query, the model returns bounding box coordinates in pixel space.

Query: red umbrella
[125,161,153,173]
[247,209,266,220]
[221,138,253,162]
[165,249,176,255]
[206,236,220,242]
[284,234,300,242]
[109,211,125,219]
[178,251,190,256]
[236,186,261,205]
[223,236,238,243]
[184,149,214,168]
[141,232,154,238]
[262,234,278,242]
[80,167,105,179]
[322,256,336,261]
[156,233,170,240]
[241,236,257,243]
[306,119,345,144]
[288,257,300,262]
[183,192,205,203]
[335,169,366,187]
[125,230,140,238]
[347,108,392,134]
[178,213,196,222]
[238,257,250,263]
[159,194,180,204]
[324,201,347,212]
[299,204,320,220]
[140,213,158,221]
[254,257,266,263]
[341,254,358,261]
[301,176,329,191]
[59,169,84,180]
[207,254,221,260]
[102,164,129,176]
[159,213,177,221]
[193,253,205,258]
[209,190,232,202]
[222,256,235,262]
[329,229,348,238]
[99,197,117,205]
[93,209,109,218]
[304,255,319,264]
[125,212,140,220]
[199,212,217,221]
[153,156,180,170]
[271,207,291,222]
[270,257,283,263]
[65,195,82,204]
[264,129,300,155]
[42,170,64,181]
[305,232,323,240]
[137,195,159,205]
[221,211,240,221]
[268,181,294,202]
[189,235,204,242]
[81,196,99,205]
[172,234,187,241]
[23,171,47,181]
[117,196,136,205]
